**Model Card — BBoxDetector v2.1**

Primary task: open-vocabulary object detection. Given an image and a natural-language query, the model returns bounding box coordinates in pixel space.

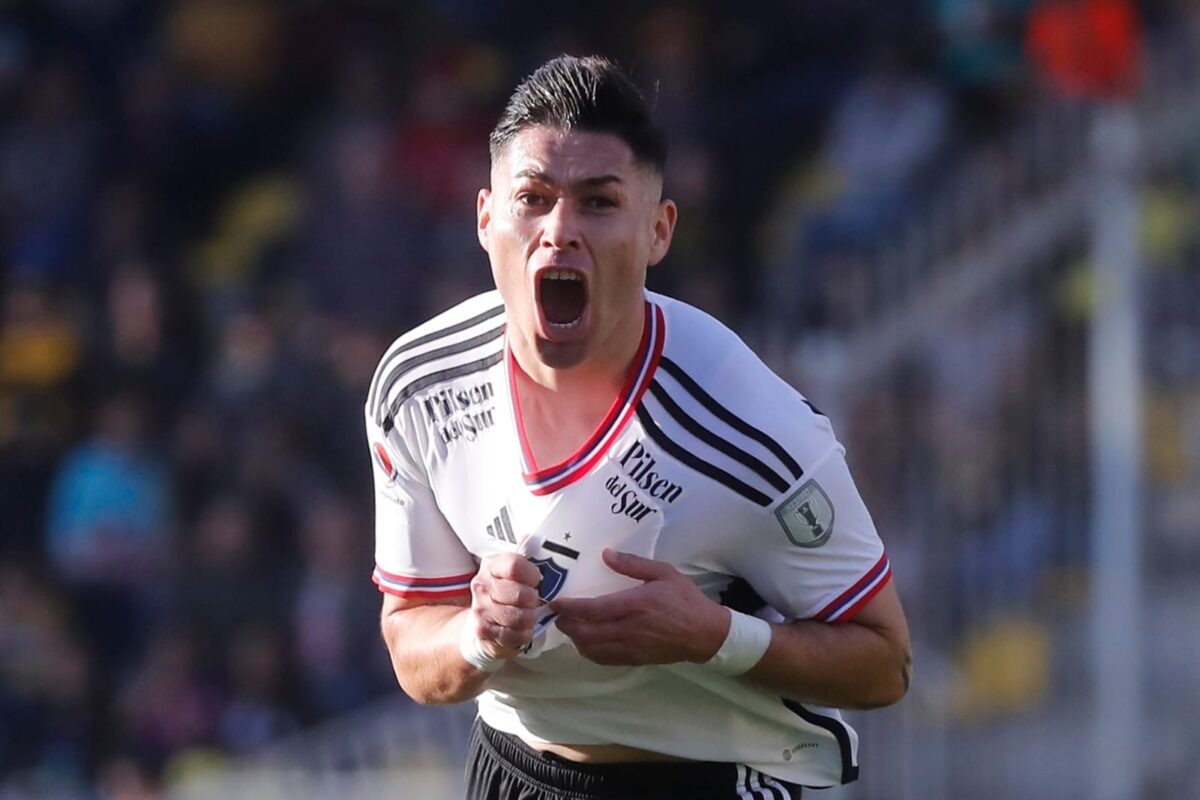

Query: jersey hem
[372,565,475,598]
[813,553,891,623]
[374,583,472,600]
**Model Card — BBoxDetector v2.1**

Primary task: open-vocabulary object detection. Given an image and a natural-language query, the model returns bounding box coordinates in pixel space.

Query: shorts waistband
[474,718,739,797]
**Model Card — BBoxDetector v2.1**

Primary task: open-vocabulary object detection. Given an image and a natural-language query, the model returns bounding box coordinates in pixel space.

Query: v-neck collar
[505,299,665,496]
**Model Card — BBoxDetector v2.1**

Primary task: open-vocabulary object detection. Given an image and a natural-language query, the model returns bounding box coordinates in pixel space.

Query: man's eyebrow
[577,175,623,188]
[513,169,624,189]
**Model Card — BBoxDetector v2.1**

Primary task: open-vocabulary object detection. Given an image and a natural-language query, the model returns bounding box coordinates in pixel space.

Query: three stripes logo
[486,506,517,544]
[483,507,579,603]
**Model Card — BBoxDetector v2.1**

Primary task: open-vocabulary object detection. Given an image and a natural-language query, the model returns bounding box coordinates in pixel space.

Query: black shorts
[465,718,806,800]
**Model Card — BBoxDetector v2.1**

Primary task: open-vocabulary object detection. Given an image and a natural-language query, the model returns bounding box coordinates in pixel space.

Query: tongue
[540,278,586,325]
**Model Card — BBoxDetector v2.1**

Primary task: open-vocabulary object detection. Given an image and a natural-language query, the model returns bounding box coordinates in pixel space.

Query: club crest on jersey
[372,442,398,483]
[775,480,835,548]
[530,556,569,602]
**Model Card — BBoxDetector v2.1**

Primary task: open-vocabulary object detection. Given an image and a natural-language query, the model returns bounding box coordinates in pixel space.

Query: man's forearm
[743,615,911,710]
[381,602,493,704]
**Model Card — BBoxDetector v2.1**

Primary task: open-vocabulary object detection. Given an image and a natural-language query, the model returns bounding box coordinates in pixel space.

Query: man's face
[477,126,676,372]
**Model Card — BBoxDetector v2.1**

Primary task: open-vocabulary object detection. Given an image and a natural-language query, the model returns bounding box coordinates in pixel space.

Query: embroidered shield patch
[530,556,569,601]
[775,480,835,548]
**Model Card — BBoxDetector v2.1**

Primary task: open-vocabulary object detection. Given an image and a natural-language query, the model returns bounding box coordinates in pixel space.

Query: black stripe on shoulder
[636,404,771,507]
[648,380,789,493]
[782,699,858,784]
[368,304,504,410]
[658,356,803,481]
[385,349,504,423]
[373,323,504,424]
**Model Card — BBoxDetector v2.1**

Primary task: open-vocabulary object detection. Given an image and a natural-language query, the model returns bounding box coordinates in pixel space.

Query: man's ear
[647,198,677,267]
[476,188,492,252]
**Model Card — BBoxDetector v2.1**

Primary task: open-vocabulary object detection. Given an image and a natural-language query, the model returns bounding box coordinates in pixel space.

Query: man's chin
[534,337,588,372]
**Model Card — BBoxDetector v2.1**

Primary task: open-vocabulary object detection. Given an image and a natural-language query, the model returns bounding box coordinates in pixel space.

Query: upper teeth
[543,269,581,281]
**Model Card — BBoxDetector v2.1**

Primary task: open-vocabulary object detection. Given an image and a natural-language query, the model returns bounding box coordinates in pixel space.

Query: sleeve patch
[775,479,835,548]
[372,441,398,482]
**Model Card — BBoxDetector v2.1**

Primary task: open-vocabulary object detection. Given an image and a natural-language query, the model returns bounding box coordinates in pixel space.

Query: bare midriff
[522,739,693,764]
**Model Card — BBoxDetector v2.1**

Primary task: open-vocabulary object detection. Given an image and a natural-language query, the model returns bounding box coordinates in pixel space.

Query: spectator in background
[172,492,285,665]
[297,118,430,330]
[45,388,171,665]
[0,57,96,283]
[388,46,500,312]
[94,754,161,800]
[927,0,1032,135]
[0,563,91,779]
[218,621,298,754]
[766,42,950,332]
[294,43,443,333]
[629,7,731,316]
[115,626,223,766]
[206,307,284,440]
[0,281,80,556]
[807,44,950,254]
[46,390,170,586]
[292,495,381,716]
[81,263,193,435]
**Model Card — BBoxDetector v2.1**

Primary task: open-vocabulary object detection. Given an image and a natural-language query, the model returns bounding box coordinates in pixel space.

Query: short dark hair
[489,55,667,173]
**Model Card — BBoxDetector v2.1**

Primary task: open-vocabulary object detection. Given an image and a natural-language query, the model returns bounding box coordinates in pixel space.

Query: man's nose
[540,199,581,250]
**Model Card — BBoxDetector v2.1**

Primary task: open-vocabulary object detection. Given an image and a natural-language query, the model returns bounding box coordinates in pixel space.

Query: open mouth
[537,269,587,328]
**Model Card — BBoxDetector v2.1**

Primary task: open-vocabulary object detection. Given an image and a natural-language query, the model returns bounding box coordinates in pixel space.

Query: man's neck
[508,305,646,396]
[508,306,646,468]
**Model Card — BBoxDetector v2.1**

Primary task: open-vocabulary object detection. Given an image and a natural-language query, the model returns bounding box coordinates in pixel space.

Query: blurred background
[0,1,1197,798]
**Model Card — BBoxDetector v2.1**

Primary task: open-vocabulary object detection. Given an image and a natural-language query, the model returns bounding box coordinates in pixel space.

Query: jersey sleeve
[727,443,890,623]
[366,409,477,600]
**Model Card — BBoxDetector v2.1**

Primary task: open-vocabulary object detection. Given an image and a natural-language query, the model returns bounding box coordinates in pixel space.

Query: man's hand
[550,549,730,666]
[467,550,543,659]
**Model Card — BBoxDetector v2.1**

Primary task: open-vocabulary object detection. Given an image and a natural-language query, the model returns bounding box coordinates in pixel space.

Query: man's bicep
[838,579,913,697]
[839,578,908,646]
[379,591,470,649]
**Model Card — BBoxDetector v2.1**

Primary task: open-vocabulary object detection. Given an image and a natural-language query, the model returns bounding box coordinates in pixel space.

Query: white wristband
[458,614,504,673]
[705,609,772,676]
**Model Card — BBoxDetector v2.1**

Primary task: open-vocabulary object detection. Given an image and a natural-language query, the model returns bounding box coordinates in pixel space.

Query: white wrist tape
[458,614,504,673]
[705,610,772,676]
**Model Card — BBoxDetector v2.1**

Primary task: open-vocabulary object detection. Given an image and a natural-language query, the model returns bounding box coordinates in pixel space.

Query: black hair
[489,55,667,173]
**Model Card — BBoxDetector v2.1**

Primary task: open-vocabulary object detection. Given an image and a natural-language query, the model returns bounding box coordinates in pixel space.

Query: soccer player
[367,55,911,800]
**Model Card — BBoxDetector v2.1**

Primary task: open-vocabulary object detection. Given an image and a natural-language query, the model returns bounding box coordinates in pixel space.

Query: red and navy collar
[507,300,665,496]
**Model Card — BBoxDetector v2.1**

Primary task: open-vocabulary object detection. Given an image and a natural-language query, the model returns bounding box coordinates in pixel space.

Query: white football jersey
[365,290,891,787]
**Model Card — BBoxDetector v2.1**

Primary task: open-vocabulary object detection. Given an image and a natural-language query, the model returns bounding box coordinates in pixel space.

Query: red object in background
[1026,0,1142,99]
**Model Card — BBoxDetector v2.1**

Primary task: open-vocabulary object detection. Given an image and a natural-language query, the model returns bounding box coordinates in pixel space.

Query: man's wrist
[458,613,505,673]
[704,609,772,676]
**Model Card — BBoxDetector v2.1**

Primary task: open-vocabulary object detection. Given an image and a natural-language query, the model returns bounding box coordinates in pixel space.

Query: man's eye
[584,196,616,209]
[517,193,547,207]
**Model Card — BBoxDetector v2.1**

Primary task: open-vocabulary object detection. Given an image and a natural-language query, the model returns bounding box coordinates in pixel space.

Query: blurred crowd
[0,0,1193,796]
